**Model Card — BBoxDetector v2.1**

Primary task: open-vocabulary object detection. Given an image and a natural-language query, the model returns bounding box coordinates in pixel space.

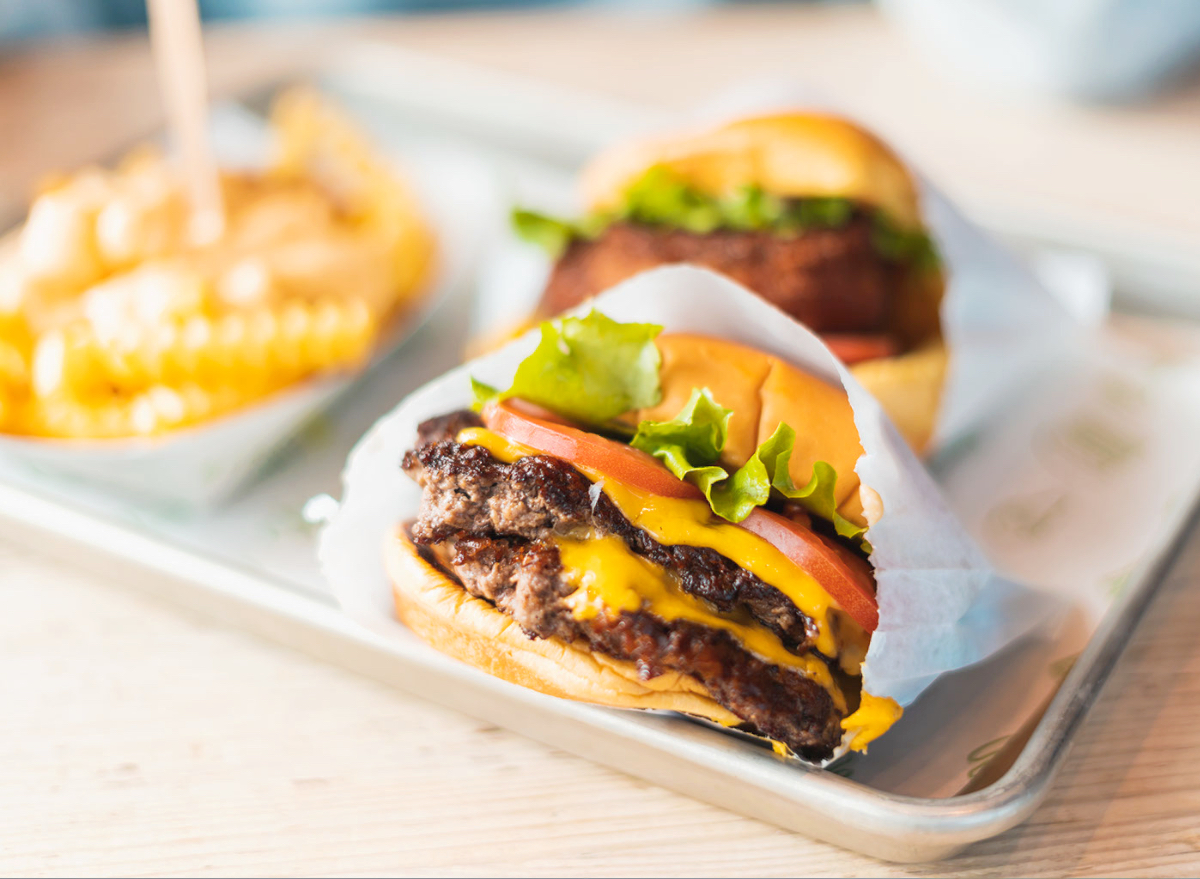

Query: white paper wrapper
[0,102,496,506]
[320,266,1051,748]
[848,312,1200,795]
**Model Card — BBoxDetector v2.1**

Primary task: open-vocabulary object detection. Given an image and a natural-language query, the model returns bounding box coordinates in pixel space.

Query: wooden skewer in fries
[146,0,225,245]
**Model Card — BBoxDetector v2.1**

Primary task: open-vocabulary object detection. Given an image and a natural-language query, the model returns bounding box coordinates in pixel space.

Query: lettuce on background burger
[389,310,902,761]
[513,113,947,453]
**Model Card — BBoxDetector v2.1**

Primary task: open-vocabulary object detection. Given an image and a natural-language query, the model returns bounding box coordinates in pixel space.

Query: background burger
[388,311,901,762]
[513,113,947,453]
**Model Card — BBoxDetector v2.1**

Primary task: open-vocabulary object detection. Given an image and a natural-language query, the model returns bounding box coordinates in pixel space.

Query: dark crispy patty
[539,217,900,334]
[403,423,816,650]
[442,534,841,760]
[402,412,845,758]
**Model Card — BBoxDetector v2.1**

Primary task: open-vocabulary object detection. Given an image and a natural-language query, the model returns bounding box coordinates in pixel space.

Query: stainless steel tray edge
[0,482,1005,862]
[5,468,1196,862]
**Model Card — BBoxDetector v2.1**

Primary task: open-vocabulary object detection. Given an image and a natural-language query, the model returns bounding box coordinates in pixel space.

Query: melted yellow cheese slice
[840,692,903,751]
[556,534,845,711]
[595,477,849,660]
[457,426,869,663]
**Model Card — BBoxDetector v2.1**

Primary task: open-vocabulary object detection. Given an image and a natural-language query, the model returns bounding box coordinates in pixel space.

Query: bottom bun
[850,340,947,455]
[385,526,742,725]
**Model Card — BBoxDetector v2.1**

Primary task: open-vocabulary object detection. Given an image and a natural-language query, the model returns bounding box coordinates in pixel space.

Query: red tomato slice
[482,398,704,501]
[741,507,878,632]
[822,333,899,366]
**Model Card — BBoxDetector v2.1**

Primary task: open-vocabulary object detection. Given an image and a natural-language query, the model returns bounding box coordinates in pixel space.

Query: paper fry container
[0,376,351,505]
[0,140,494,507]
[320,266,1052,759]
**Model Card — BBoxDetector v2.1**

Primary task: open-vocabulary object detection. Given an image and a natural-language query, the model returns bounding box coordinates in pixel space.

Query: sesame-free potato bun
[526,113,948,453]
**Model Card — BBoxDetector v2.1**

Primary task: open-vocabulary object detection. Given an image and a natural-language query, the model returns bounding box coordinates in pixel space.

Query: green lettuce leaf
[719,185,784,231]
[782,197,854,232]
[511,208,611,257]
[629,387,729,472]
[512,166,936,273]
[707,454,772,523]
[476,310,663,427]
[871,212,940,272]
[470,377,500,413]
[511,209,578,258]
[631,387,732,496]
[632,389,866,538]
[618,167,725,233]
[631,387,767,522]
[619,169,859,238]
[762,435,867,541]
[723,439,867,539]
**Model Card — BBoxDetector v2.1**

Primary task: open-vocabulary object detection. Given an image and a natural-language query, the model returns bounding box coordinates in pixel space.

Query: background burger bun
[386,527,742,725]
[578,114,946,454]
[851,340,946,456]
[582,113,923,231]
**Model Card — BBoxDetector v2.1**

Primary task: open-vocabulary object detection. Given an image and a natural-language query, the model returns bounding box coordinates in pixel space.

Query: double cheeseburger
[389,313,902,761]
[514,113,947,453]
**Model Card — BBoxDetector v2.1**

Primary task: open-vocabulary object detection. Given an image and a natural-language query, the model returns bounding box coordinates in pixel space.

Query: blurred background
[4,0,1200,258]
[5,0,1200,103]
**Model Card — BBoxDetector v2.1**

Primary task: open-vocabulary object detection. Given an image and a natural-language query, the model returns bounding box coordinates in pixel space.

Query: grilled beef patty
[441,534,842,760]
[403,425,816,650]
[539,216,899,335]
[401,411,847,758]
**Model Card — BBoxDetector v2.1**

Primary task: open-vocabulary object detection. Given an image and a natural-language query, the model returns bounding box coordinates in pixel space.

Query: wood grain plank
[4,526,1200,876]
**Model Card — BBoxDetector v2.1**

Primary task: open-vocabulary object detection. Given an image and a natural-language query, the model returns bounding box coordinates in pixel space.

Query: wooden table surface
[3,6,1200,876]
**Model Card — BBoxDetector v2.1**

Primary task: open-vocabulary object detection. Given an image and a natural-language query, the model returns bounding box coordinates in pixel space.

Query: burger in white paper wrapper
[0,91,468,504]
[494,109,1075,455]
[321,267,1047,763]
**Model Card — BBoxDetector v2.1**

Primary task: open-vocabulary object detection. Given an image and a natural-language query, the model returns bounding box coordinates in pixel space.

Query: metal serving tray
[3,45,1200,862]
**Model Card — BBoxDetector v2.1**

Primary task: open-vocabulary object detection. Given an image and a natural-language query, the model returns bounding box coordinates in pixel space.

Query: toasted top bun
[386,526,742,725]
[582,113,922,230]
[631,333,868,526]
